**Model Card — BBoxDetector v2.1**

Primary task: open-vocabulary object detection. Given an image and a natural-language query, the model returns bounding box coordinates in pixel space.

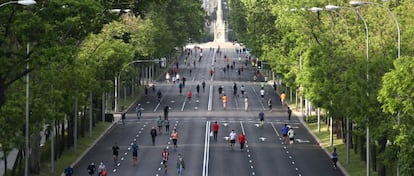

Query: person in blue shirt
[332,148,338,168]
[132,142,139,166]
[64,166,73,176]
[135,104,143,119]
[281,124,289,144]
[259,112,264,127]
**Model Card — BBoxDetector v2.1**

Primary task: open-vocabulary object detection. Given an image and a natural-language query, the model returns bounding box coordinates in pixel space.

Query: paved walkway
[0,149,18,176]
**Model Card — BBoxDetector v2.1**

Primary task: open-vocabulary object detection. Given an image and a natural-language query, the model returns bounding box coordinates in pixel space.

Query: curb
[292,108,350,176]
[63,116,120,176]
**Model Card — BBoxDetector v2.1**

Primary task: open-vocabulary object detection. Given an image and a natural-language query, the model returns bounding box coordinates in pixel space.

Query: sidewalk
[290,105,350,176]
[0,149,18,176]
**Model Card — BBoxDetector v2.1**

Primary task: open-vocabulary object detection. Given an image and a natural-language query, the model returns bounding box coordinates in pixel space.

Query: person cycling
[259,111,265,127]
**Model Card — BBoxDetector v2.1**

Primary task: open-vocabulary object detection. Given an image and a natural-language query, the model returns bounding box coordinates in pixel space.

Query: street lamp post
[0,2,37,176]
[114,59,163,112]
[325,5,360,164]
[349,2,401,175]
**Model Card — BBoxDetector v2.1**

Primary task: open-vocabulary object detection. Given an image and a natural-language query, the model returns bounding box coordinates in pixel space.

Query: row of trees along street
[0,0,206,175]
[228,0,414,175]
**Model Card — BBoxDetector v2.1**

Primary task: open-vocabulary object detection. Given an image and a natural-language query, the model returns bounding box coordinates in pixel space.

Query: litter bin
[105,113,114,122]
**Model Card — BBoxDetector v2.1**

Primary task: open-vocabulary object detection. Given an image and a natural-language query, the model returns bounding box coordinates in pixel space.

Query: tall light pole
[325,5,356,164]
[1,2,36,176]
[350,2,401,175]
[114,59,163,112]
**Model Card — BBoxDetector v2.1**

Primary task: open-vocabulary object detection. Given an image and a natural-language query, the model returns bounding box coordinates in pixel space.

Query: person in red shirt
[212,121,219,141]
[238,133,246,151]
[187,90,192,102]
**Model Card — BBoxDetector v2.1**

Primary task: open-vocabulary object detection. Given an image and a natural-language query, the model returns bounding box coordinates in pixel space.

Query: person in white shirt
[229,130,237,149]
[288,127,295,144]
[244,97,249,112]
[260,88,265,99]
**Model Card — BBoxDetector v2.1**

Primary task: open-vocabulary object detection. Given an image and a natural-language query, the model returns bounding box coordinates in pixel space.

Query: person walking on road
[260,88,265,100]
[121,112,126,127]
[132,142,139,166]
[280,91,287,106]
[332,148,338,169]
[87,162,96,176]
[222,94,228,110]
[281,124,289,144]
[187,90,192,102]
[288,127,295,145]
[287,107,292,121]
[229,130,237,150]
[150,127,157,145]
[202,80,206,92]
[259,111,265,127]
[157,116,164,134]
[97,162,106,176]
[196,84,200,95]
[176,154,186,176]
[218,85,223,95]
[112,143,120,166]
[162,148,170,174]
[240,85,245,97]
[233,82,238,97]
[244,96,249,112]
[157,90,162,102]
[164,105,169,120]
[268,98,272,112]
[64,166,73,176]
[212,121,219,141]
[135,104,143,120]
[171,129,179,150]
[165,119,170,133]
[238,133,246,151]
[179,82,183,95]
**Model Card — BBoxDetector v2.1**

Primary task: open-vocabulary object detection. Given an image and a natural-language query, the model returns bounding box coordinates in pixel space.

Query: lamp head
[349,1,367,7]
[325,5,340,11]
[18,0,37,6]
[308,7,323,12]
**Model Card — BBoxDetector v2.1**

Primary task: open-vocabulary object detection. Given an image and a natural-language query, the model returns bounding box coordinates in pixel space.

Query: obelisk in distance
[214,0,226,42]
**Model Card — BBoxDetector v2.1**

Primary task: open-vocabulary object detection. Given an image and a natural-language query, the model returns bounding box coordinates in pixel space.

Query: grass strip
[307,123,377,176]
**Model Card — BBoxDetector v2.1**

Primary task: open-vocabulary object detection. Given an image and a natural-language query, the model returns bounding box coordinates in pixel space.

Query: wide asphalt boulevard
[73,42,344,176]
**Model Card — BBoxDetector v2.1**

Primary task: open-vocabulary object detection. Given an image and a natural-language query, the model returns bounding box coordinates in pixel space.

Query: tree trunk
[372,143,377,172]
[360,135,365,161]
[350,122,354,149]
[378,137,387,176]
[354,134,358,154]
[30,132,41,174]
[80,110,85,138]
[60,120,65,157]
[2,149,8,176]
[67,115,73,149]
